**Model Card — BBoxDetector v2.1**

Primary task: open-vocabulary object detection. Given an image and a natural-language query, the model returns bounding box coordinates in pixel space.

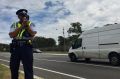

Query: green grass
[0,64,24,79]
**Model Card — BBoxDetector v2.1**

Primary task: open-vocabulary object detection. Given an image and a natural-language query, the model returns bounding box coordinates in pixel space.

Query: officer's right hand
[22,17,28,27]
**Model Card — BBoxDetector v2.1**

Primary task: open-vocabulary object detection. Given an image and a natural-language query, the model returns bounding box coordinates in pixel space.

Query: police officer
[9,9,37,79]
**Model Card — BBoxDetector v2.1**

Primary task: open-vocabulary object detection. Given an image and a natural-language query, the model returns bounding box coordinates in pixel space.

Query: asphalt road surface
[0,52,120,79]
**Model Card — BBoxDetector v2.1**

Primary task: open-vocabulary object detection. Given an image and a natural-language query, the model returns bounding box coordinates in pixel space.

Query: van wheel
[69,53,77,62]
[109,54,120,66]
[85,58,91,62]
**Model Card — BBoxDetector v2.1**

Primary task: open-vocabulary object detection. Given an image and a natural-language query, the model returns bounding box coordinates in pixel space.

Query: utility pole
[63,27,66,52]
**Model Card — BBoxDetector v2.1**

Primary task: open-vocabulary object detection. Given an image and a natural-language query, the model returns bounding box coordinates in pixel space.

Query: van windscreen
[72,38,82,49]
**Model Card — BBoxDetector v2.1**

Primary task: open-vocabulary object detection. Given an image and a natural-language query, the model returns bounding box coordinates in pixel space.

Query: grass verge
[0,64,24,79]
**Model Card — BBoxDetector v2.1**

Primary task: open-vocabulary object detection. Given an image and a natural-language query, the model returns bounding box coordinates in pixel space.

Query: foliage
[67,22,82,45]
[57,22,83,51]
[33,36,56,48]
[58,36,71,51]
[0,43,9,52]
[67,22,82,36]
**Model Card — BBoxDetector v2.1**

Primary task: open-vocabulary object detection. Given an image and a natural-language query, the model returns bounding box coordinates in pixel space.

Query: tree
[58,36,64,46]
[0,43,9,52]
[46,38,56,47]
[67,22,82,45]
[57,22,83,51]
[33,36,56,48]
[67,22,82,36]
[58,36,71,51]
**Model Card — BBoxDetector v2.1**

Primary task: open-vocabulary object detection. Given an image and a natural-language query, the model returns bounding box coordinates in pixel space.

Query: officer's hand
[22,17,28,26]
[22,21,28,27]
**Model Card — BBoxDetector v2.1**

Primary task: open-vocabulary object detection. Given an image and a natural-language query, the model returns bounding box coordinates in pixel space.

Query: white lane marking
[0,59,9,62]
[1,56,120,70]
[45,53,67,56]
[0,59,44,79]
[34,58,120,69]
[34,58,68,63]
[0,59,86,79]
[34,53,67,56]
[18,71,43,79]
[34,66,86,79]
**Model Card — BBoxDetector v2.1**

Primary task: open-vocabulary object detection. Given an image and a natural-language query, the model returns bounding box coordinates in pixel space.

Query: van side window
[72,38,82,49]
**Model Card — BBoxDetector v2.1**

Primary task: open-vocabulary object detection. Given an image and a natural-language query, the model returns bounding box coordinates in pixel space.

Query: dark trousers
[10,44,33,79]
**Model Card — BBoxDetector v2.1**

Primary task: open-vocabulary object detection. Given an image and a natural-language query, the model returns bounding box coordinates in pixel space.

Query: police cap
[16,9,28,16]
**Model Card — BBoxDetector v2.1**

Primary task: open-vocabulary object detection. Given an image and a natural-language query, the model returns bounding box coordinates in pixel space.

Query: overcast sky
[0,0,120,44]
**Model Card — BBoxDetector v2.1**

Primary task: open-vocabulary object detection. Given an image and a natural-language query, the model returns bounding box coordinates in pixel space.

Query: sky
[0,0,120,44]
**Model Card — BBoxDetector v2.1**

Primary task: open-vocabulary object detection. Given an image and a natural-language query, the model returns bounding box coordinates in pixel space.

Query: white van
[68,24,120,65]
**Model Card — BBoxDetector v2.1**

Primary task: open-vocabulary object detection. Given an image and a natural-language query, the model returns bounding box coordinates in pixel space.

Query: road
[0,52,120,79]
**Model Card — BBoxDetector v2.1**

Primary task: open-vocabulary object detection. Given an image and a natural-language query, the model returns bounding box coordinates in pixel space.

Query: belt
[12,39,32,47]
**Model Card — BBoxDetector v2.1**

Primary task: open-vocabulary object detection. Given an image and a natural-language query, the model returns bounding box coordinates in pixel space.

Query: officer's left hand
[22,21,29,27]
[22,17,29,27]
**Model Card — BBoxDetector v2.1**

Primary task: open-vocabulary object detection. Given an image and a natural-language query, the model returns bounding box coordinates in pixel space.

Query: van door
[82,32,99,58]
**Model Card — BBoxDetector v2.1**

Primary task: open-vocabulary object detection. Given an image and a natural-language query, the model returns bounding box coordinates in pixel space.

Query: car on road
[33,48,42,53]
